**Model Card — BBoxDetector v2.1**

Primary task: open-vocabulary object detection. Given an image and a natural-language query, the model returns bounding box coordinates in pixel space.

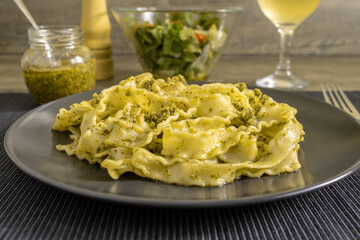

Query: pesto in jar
[23,59,95,104]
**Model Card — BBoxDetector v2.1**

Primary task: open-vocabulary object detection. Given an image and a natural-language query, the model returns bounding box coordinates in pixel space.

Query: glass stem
[275,27,294,77]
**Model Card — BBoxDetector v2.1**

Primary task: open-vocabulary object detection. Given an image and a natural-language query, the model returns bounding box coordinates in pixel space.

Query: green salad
[128,13,227,81]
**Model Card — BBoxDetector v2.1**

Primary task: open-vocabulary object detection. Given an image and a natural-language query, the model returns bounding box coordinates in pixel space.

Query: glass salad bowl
[112,7,242,81]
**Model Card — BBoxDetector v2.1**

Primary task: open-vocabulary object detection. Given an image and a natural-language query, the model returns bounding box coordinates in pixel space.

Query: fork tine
[325,84,340,108]
[334,83,360,116]
[323,83,360,120]
[321,84,332,105]
[330,83,351,113]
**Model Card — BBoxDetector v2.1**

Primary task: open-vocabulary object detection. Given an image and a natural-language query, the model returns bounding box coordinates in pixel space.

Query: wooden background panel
[1,0,360,56]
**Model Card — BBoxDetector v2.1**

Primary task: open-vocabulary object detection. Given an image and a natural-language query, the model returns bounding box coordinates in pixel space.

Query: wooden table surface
[1,55,359,92]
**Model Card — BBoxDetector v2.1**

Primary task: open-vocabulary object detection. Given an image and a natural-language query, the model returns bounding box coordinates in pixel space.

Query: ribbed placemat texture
[1,92,359,240]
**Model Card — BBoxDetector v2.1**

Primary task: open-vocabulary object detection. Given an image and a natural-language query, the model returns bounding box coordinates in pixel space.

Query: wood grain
[1,0,360,56]
[1,55,359,92]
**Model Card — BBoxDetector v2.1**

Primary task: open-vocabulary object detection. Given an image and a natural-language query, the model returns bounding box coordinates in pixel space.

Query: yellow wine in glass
[256,0,321,89]
[258,0,321,26]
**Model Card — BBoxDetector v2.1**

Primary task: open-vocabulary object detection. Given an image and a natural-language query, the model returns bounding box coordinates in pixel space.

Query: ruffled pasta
[53,73,304,186]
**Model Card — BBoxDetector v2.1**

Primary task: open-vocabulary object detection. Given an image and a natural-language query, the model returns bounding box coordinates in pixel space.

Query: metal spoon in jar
[13,0,60,67]
[13,0,39,30]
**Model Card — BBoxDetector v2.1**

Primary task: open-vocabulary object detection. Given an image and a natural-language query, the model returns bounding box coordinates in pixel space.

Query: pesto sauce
[23,59,96,104]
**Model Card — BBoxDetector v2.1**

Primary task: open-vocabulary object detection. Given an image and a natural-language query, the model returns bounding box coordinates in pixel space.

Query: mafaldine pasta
[53,73,304,186]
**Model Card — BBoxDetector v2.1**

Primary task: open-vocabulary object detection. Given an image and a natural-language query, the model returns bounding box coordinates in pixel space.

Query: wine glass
[256,0,321,89]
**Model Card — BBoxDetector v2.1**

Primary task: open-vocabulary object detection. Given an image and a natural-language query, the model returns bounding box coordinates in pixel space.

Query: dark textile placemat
[1,92,359,240]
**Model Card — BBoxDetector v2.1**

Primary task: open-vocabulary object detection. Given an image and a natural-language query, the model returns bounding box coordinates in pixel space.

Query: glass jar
[22,25,96,104]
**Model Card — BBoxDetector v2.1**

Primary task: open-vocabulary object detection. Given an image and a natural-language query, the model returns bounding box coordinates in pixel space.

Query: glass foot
[256,73,308,90]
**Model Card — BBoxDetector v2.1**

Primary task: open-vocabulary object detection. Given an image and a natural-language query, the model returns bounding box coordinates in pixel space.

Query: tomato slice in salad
[195,33,206,43]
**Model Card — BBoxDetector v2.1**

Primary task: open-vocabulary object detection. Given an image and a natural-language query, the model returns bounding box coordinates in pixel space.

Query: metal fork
[321,83,360,120]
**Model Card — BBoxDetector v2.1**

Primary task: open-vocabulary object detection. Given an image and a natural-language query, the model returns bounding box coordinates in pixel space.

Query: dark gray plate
[4,89,360,207]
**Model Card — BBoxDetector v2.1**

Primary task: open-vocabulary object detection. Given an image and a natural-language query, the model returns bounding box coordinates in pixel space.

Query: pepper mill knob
[81,0,114,80]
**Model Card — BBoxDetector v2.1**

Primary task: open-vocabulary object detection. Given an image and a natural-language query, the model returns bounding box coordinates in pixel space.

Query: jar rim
[28,25,83,46]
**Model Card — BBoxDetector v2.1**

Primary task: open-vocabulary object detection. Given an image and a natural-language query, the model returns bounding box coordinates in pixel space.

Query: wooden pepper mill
[81,0,114,80]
